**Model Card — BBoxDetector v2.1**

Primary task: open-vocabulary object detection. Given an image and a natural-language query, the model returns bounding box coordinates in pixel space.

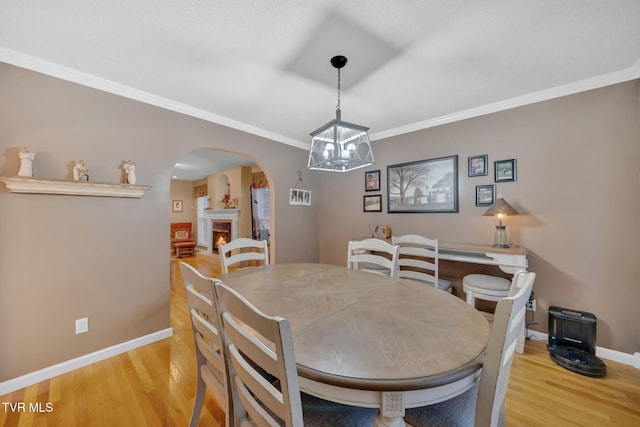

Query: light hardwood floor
[1,252,639,426]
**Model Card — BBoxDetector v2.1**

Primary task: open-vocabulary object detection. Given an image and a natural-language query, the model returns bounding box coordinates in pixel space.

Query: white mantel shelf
[0,176,152,198]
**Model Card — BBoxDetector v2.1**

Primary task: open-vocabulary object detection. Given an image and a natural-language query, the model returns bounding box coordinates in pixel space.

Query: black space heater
[548,306,607,377]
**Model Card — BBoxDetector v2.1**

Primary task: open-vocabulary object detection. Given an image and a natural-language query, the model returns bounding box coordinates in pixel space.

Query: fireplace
[204,209,239,252]
[212,220,232,253]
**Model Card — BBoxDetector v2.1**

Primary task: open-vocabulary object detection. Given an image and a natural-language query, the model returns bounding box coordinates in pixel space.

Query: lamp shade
[483,197,519,216]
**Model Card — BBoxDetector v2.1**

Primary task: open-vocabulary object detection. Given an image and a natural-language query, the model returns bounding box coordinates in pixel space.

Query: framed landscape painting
[363,194,382,212]
[387,155,459,213]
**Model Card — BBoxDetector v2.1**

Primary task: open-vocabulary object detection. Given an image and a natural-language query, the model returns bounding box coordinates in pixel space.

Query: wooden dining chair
[213,281,378,427]
[179,262,228,427]
[347,238,400,277]
[391,234,452,292]
[404,271,536,427]
[219,237,269,274]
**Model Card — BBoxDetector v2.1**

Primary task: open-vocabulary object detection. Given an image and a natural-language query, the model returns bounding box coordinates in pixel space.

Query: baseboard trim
[526,329,640,369]
[0,328,173,396]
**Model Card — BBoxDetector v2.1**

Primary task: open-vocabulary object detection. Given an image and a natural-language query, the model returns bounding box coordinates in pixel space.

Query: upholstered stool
[463,274,511,307]
[174,241,196,258]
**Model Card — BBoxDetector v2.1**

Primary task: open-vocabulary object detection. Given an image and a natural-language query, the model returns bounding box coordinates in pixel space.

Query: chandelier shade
[308,55,374,172]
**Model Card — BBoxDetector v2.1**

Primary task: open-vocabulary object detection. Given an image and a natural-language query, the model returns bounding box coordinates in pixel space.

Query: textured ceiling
[1,1,640,180]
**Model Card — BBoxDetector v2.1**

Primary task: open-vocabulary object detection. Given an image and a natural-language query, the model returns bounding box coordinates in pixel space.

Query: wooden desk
[219,263,490,426]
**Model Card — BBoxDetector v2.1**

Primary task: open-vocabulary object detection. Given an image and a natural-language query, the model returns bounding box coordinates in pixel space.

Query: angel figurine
[73,160,90,181]
[122,160,136,185]
[18,147,35,177]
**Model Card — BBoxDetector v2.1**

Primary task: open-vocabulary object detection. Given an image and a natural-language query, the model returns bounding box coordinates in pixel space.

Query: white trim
[0,328,173,396]
[0,47,307,151]
[526,330,640,369]
[3,48,640,150]
[370,61,640,142]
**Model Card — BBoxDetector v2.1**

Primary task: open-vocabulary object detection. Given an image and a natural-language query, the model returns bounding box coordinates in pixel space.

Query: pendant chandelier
[308,55,374,172]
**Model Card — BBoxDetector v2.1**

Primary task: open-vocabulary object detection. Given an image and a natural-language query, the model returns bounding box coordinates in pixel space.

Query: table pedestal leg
[377,391,407,426]
[375,413,407,427]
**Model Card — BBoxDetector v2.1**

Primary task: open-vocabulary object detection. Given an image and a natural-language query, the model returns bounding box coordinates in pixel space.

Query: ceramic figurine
[18,147,35,177]
[73,160,90,181]
[122,160,136,184]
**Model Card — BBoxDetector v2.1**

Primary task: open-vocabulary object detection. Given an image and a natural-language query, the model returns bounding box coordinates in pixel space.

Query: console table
[438,241,528,275]
[366,238,528,276]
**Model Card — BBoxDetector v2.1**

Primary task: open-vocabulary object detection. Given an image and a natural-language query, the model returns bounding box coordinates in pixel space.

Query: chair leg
[466,290,476,308]
[189,370,206,427]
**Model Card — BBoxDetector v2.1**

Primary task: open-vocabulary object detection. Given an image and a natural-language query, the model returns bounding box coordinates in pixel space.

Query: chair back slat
[215,282,304,427]
[347,238,399,277]
[392,234,444,290]
[222,311,281,377]
[220,238,269,274]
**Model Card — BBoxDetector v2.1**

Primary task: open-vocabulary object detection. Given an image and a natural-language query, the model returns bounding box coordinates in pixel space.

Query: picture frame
[365,169,381,192]
[363,194,382,212]
[387,155,459,213]
[289,188,311,206]
[494,159,517,182]
[468,154,488,177]
[172,200,183,212]
[476,184,495,206]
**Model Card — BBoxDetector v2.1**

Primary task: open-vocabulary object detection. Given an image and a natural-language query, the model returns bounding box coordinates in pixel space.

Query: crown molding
[371,60,640,142]
[0,47,308,150]
[2,47,639,149]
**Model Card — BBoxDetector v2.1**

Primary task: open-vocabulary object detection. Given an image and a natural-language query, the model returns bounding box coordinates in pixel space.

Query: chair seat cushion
[174,241,196,248]
[463,274,511,292]
[437,278,453,293]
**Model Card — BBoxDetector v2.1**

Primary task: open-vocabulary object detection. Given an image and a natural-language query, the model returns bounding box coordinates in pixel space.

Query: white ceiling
[2,1,640,180]
[172,150,255,181]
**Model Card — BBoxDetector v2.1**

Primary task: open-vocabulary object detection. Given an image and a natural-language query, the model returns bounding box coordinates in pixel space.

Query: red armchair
[171,222,197,258]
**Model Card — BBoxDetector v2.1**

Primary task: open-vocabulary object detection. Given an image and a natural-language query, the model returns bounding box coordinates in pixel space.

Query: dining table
[219,263,490,426]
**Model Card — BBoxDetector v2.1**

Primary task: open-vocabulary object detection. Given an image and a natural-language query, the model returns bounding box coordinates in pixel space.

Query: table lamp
[483,197,519,247]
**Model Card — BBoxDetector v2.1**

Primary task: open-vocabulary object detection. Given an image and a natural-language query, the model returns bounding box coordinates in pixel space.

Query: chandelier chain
[336,68,341,111]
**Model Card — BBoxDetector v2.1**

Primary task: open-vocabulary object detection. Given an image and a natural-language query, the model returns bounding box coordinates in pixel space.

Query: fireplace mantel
[204,209,239,251]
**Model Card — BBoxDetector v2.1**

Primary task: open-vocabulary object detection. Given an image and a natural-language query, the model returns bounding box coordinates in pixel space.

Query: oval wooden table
[219,263,490,426]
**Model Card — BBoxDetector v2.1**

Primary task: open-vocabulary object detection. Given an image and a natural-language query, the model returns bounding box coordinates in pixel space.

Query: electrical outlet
[75,317,89,334]
[526,298,536,312]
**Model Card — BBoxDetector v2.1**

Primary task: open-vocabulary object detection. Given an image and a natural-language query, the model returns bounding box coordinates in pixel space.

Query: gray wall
[317,80,640,354]
[1,62,638,383]
[0,63,320,381]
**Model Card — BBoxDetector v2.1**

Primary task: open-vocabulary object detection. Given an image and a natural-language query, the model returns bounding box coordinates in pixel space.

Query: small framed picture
[476,185,495,206]
[494,159,517,182]
[468,154,488,177]
[172,200,183,212]
[363,194,382,212]
[289,188,311,206]
[365,170,381,192]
